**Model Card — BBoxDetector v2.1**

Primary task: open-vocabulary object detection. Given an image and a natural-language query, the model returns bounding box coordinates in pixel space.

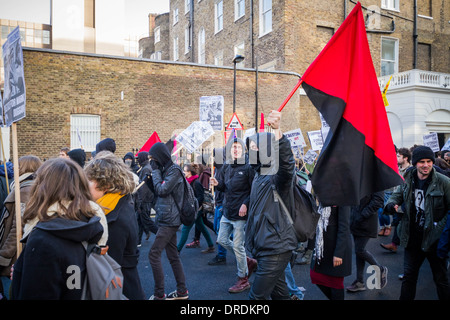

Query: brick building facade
[18,48,301,160]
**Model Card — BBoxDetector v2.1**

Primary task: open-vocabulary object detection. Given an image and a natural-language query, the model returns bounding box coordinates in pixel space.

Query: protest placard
[176,121,215,154]
[199,96,224,131]
[284,128,307,147]
[307,130,324,151]
[423,132,440,152]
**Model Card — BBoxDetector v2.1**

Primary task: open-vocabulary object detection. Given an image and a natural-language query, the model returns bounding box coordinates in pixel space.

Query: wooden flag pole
[0,129,10,194]
[277,79,303,112]
[12,123,22,257]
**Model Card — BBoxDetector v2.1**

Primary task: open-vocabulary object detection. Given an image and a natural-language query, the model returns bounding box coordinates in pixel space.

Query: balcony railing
[378,69,450,90]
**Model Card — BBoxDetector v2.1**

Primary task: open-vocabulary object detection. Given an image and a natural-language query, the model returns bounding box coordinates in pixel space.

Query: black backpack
[171,167,199,226]
[274,174,320,242]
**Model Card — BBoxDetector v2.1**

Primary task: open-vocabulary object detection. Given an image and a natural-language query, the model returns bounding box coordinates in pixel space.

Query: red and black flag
[302,2,403,206]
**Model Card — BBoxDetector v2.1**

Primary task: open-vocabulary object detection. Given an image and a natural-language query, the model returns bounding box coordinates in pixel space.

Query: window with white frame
[185,0,191,14]
[259,0,272,36]
[154,26,160,44]
[234,42,245,68]
[235,0,245,21]
[198,28,206,64]
[381,37,398,76]
[173,8,179,24]
[70,114,100,152]
[173,36,179,61]
[214,51,224,66]
[381,0,399,11]
[185,26,190,54]
[215,1,223,34]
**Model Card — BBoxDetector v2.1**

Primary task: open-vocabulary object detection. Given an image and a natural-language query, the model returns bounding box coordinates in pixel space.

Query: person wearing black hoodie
[11,158,108,300]
[96,138,116,154]
[210,136,256,293]
[123,152,139,174]
[146,142,188,300]
[135,151,158,245]
[68,148,86,168]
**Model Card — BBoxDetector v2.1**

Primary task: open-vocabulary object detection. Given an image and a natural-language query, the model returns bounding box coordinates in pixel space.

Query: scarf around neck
[96,193,125,215]
[186,174,199,185]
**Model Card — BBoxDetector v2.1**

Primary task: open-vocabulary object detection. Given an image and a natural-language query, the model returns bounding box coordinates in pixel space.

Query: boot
[228,276,250,293]
[378,227,386,236]
[297,249,313,265]
[380,242,398,253]
[246,257,258,277]
[186,240,200,248]
[384,226,392,237]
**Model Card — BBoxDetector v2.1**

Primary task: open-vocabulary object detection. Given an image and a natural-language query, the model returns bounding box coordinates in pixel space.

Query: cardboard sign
[423,132,440,152]
[284,128,307,147]
[199,96,224,131]
[176,121,215,154]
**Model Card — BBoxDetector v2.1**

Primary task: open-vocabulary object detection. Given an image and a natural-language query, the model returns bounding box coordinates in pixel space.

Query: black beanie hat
[96,138,116,154]
[67,148,86,168]
[412,146,435,166]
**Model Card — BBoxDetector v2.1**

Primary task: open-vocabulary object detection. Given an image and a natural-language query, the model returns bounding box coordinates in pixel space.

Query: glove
[150,159,159,171]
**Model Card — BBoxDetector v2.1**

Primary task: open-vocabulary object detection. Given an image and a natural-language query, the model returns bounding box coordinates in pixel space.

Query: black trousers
[249,251,292,300]
[401,243,450,300]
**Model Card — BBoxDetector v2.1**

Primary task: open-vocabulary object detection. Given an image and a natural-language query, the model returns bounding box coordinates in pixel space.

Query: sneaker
[228,276,251,293]
[380,266,388,289]
[208,255,226,265]
[380,242,398,253]
[186,240,200,248]
[149,294,166,300]
[166,290,189,300]
[346,280,366,292]
[246,257,258,277]
[201,246,215,254]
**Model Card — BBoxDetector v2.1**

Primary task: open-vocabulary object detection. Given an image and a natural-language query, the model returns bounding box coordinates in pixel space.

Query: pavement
[137,222,445,301]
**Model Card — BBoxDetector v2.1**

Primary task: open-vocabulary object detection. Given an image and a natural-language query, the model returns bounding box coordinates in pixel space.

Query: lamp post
[232,54,245,114]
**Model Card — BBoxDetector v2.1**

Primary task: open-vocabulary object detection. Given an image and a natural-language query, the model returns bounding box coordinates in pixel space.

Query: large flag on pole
[302,2,403,207]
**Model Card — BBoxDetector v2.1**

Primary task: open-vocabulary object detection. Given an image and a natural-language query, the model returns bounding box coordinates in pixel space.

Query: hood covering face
[96,138,116,154]
[149,142,173,169]
[246,132,278,175]
[137,151,149,166]
[68,148,86,168]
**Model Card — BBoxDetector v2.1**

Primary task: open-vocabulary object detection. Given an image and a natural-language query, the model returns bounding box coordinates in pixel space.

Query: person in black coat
[11,158,107,300]
[310,206,352,300]
[135,151,158,244]
[347,191,387,292]
[85,151,145,300]
[245,110,298,300]
[146,142,188,300]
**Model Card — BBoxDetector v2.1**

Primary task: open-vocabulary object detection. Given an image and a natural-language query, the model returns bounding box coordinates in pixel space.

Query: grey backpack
[81,243,128,300]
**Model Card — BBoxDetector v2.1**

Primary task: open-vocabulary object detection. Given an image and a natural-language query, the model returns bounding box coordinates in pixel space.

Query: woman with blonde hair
[10,157,107,299]
[84,151,145,300]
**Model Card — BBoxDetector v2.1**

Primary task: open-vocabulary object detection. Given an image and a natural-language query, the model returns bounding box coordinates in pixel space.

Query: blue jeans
[213,205,227,258]
[285,263,304,299]
[217,215,247,278]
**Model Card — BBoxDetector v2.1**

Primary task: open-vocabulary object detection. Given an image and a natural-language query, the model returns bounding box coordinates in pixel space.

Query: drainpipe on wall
[190,0,194,63]
[250,0,255,68]
[413,0,418,69]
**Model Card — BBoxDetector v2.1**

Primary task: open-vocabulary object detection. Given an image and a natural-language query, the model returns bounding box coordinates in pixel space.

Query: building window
[151,51,162,60]
[381,37,398,76]
[173,8,179,24]
[154,27,160,44]
[259,0,272,37]
[235,0,245,21]
[198,28,206,64]
[234,42,245,68]
[381,0,399,11]
[70,114,100,152]
[185,0,191,14]
[173,36,179,61]
[214,51,224,66]
[215,1,223,34]
[43,30,50,44]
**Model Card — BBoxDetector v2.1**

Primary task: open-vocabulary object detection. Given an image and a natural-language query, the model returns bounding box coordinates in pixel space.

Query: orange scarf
[96,193,125,215]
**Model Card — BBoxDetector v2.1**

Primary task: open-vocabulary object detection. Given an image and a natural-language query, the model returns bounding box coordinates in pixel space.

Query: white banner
[176,121,215,154]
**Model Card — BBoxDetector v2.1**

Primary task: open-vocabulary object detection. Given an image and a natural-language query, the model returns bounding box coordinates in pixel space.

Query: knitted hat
[412,146,435,166]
